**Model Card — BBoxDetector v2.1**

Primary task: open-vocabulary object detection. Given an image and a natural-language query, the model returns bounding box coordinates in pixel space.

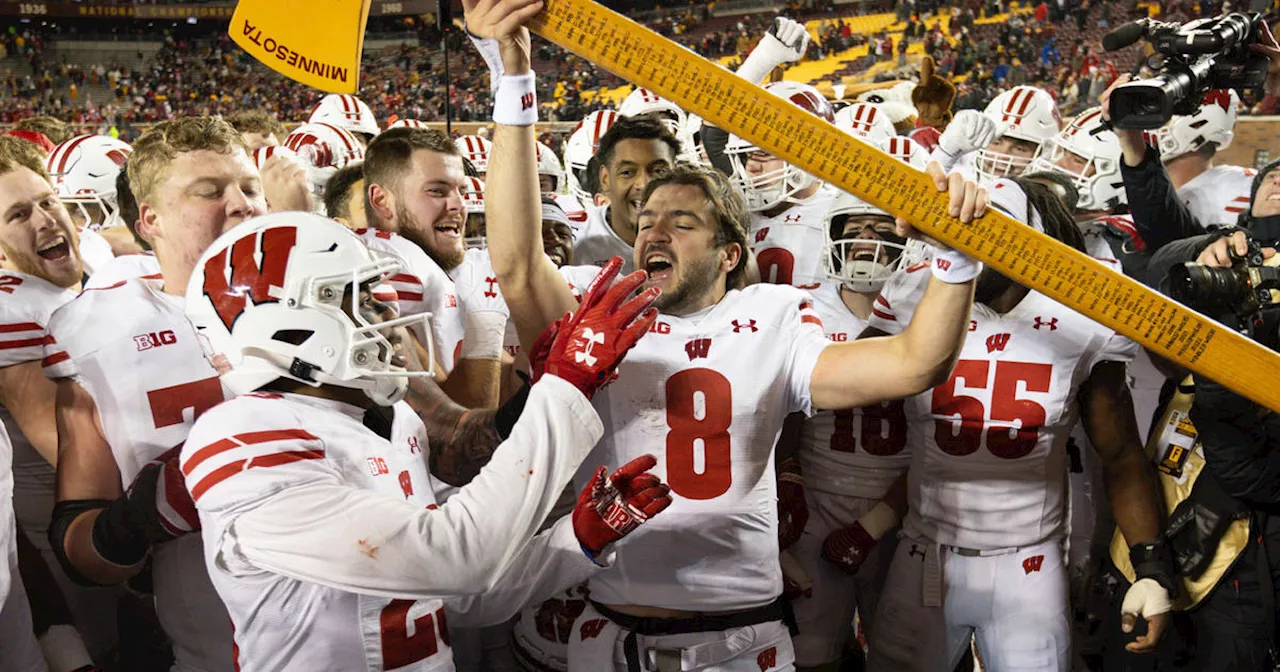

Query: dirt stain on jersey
[357,538,380,560]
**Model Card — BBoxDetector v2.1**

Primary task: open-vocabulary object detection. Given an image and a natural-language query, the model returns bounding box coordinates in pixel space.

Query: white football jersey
[749,188,836,287]
[572,205,634,273]
[185,393,455,672]
[450,248,521,353]
[44,276,234,671]
[77,226,115,276]
[357,228,464,375]
[0,271,76,558]
[1179,164,1255,227]
[869,266,1139,550]
[797,283,910,498]
[183,382,605,672]
[554,193,590,237]
[83,252,161,290]
[580,284,832,610]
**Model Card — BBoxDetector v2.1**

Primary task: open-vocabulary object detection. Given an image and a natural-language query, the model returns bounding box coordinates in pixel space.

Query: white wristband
[856,501,901,541]
[493,73,538,126]
[466,32,505,93]
[930,247,982,283]
[39,624,93,672]
[460,311,508,361]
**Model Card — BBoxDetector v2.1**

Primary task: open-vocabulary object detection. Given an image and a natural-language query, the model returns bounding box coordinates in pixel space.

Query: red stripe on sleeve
[190,449,327,502]
[0,336,51,350]
[872,308,897,321]
[41,351,70,368]
[875,295,892,309]
[801,314,823,328]
[183,428,320,476]
[0,322,42,333]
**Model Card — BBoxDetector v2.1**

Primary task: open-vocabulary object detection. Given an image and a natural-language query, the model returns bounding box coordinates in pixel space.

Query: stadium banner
[231,0,371,94]
[0,1,430,19]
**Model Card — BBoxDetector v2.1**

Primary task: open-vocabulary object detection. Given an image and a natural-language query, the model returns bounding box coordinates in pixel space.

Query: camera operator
[1099,63,1280,670]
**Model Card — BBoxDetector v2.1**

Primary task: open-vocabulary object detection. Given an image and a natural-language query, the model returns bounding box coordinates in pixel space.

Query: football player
[723,81,839,287]
[470,3,986,666]
[182,212,667,672]
[571,116,680,273]
[0,135,86,671]
[46,117,254,671]
[782,135,928,671]
[863,178,1173,670]
[225,110,286,152]
[307,93,381,146]
[322,162,368,230]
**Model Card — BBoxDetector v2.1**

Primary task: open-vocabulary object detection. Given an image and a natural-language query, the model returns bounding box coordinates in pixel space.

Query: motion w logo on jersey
[985,333,1010,353]
[202,226,298,330]
[685,338,712,360]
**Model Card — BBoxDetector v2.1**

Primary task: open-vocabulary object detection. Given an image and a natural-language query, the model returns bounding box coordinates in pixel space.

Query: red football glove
[821,521,877,576]
[776,460,808,551]
[150,446,200,538]
[573,454,672,561]
[542,257,659,398]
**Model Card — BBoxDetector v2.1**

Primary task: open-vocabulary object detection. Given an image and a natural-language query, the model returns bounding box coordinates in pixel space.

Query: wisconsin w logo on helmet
[202,226,298,331]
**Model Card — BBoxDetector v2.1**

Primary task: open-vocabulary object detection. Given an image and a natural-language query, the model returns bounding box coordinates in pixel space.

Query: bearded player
[862,178,1172,671]
[469,1,986,667]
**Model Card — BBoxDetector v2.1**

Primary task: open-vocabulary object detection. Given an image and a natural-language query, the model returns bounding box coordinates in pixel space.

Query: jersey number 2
[381,600,450,668]
[932,360,1052,459]
[665,369,732,500]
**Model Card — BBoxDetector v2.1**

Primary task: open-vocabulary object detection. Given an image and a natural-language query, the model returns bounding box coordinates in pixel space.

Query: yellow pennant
[230,0,371,94]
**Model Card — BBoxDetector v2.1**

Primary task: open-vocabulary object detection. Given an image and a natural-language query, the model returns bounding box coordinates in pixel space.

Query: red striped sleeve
[0,322,42,333]
[189,449,326,502]
[41,351,70,368]
[183,428,320,476]
[872,308,897,321]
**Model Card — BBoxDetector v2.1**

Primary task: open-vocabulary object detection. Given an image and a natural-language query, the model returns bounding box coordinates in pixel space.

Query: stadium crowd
[2,1,1280,672]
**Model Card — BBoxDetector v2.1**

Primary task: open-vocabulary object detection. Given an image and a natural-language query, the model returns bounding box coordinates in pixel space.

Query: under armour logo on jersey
[757,647,778,671]
[1033,317,1058,331]
[985,333,1011,353]
[579,618,608,640]
[367,457,389,476]
[784,214,802,223]
[1022,554,1045,575]
[521,92,535,110]
[732,319,758,333]
[406,436,421,455]
[909,544,925,561]
[685,338,712,360]
[574,328,606,366]
[484,276,499,298]
[755,227,769,244]
[398,471,414,499]
[134,330,177,351]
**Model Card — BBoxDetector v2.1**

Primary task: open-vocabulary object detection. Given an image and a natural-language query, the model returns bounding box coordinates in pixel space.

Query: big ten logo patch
[135,330,178,351]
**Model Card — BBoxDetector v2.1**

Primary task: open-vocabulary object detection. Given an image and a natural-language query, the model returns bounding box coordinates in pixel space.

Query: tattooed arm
[404,375,525,487]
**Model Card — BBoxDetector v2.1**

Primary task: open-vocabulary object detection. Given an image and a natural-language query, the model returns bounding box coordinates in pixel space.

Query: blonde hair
[128,117,247,204]
[225,110,287,142]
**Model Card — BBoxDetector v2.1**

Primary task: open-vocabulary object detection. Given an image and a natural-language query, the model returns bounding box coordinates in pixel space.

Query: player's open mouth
[852,248,878,262]
[37,235,70,261]
[434,221,462,238]
[547,249,566,266]
[644,252,674,281]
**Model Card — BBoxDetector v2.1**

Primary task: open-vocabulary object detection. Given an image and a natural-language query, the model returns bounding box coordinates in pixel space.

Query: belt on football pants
[590,597,793,672]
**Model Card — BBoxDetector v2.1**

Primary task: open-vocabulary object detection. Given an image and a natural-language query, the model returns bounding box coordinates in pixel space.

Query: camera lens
[1168,262,1250,309]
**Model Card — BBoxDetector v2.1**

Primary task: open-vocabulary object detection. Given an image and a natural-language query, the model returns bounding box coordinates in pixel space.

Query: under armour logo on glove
[540,256,660,399]
[573,328,606,367]
[821,521,878,576]
[573,454,672,562]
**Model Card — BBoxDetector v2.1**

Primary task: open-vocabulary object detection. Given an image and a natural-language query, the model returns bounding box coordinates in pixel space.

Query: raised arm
[465,0,577,350]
